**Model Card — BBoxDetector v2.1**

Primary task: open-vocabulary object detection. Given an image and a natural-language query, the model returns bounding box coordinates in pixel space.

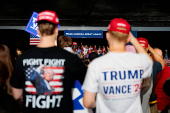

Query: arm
[82,60,99,108]
[10,56,24,100]
[36,64,45,76]
[148,45,165,69]
[129,32,153,63]
[81,43,84,55]
[83,90,96,108]
[11,87,23,100]
[81,43,83,50]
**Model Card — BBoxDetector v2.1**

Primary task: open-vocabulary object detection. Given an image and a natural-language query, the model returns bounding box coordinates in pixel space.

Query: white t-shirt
[63,47,75,54]
[83,47,88,55]
[82,52,152,113]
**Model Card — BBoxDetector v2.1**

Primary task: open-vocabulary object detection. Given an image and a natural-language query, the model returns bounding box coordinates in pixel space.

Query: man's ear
[54,27,58,37]
[106,32,110,42]
[126,34,130,43]
[37,28,41,36]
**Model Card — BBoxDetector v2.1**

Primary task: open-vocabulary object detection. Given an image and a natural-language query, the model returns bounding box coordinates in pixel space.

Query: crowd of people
[71,44,109,59]
[0,10,170,113]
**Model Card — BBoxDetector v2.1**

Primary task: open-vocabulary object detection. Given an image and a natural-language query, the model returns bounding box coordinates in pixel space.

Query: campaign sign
[72,80,93,113]
[64,30,103,38]
[126,31,137,45]
[25,12,40,37]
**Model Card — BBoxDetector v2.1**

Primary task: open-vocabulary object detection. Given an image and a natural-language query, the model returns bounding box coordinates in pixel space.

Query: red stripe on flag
[45,67,65,69]
[51,85,62,88]
[55,73,63,75]
[27,92,36,94]
[26,85,34,88]
[51,79,62,82]
[52,92,62,94]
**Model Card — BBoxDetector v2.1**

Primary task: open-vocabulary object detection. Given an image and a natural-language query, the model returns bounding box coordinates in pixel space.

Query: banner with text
[64,30,103,38]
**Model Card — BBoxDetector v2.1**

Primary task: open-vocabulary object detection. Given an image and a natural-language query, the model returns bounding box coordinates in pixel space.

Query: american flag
[164,50,170,65]
[30,34,40,45]
[25,66,64,94]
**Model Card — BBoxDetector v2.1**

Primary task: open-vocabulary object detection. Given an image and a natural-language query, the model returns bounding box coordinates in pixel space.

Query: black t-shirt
[149,61,162,103]
[152,61,162,91]
[10,46,87,113]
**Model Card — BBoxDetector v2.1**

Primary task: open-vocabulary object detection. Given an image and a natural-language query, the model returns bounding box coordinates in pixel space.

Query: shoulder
[153,61,162,71]
[153,61,162,67]
[161,64,170,74]
[18,46,77,59]
[132,53,152,63]
[133,53,148,59]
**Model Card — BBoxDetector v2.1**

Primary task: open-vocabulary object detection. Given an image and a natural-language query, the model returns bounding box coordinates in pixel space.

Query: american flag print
[25,66,65,94]
[30,34,40,45]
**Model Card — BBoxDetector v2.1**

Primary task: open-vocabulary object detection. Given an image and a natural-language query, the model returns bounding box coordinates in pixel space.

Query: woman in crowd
[57,35,75,54]
[0,44,13,95]
[0,45,18,112]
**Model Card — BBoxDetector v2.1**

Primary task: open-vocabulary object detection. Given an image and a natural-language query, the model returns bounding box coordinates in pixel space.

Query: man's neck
[109,42,126,53]
[37,35,57,48]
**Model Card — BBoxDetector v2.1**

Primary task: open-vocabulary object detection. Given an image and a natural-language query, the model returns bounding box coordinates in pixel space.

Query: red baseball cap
[108,18,131,34]
[137,37,148,48]
[36,10,59,24]
[73,42,77,45]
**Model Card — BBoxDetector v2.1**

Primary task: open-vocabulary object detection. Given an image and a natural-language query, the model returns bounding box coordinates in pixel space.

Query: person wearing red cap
[9,10,87,113]
[137,37,165,113]
[153,48,170,113]
[82,18,152,113]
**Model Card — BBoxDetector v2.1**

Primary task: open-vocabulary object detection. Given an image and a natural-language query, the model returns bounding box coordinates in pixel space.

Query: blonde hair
[108,30,129,42]
[38,22,57,36]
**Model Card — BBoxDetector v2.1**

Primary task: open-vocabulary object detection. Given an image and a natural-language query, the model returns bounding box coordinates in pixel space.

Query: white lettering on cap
[39,16,46,20]
[45,16,53,20]
[39,12,55,17]
[139,40,146,43]
[117,23,126,27]
[39,16,53,21]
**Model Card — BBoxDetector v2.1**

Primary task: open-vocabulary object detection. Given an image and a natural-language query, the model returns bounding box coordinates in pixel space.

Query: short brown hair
[57,35,72,48]
[38,22,57,36]
[108,30,129,42]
